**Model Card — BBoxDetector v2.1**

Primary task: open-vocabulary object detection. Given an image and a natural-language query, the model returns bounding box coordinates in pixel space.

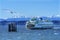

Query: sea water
[0,24,60,40]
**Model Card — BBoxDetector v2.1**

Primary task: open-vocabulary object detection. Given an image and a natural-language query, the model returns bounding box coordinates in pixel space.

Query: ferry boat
[26,17,60,30]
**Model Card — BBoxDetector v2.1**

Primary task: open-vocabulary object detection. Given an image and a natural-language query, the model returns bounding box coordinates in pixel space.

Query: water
[0,24,60,40]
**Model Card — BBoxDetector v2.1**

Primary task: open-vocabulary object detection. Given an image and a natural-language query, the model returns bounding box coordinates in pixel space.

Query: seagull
[2,9,16,14]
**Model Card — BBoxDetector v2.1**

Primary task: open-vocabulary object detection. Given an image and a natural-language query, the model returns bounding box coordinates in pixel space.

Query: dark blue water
[0,24,60,40]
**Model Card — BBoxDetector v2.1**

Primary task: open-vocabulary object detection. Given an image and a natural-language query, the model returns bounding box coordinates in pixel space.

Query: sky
[0,0,60,19]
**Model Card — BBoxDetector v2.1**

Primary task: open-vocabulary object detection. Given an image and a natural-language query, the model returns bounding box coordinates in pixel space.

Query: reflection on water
[0,25,60,40]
